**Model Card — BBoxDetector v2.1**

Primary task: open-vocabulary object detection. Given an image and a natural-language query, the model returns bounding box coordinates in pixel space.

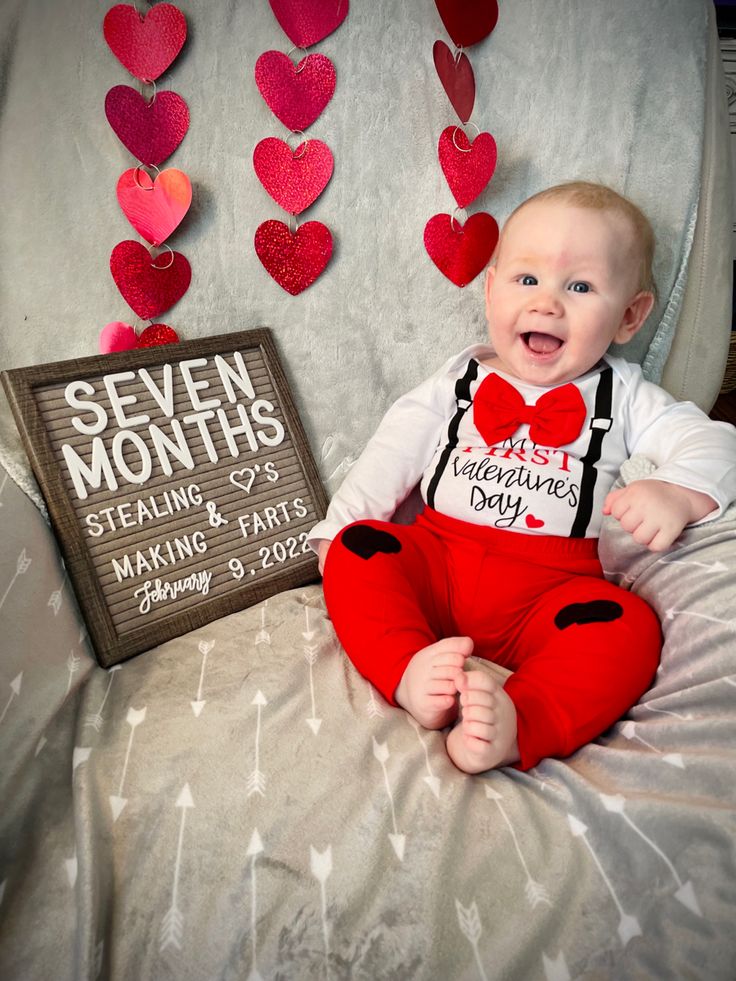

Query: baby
[308,181,736,774]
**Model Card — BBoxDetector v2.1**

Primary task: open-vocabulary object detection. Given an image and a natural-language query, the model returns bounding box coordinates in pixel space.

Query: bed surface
[2,457,736,980]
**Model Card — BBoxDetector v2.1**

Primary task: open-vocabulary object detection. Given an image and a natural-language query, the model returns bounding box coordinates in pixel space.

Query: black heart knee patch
[554,600,623,630]
[341,525,402,560]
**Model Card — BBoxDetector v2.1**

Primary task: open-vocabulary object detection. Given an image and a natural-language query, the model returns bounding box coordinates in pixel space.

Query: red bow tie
[473,372,587,448]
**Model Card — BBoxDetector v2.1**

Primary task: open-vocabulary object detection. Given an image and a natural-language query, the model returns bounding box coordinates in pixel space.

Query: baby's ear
[614,291,655,344]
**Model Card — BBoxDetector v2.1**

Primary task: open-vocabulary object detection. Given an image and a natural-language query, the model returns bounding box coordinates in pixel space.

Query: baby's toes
[462,718,494,743]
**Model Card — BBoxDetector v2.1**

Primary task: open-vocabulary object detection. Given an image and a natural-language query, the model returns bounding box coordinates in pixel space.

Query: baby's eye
[519,275,537,286]
[569,281,591,293]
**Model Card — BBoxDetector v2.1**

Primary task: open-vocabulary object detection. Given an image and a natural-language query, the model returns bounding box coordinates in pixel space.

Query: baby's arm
[316,538,331,575]
[603,479,716,552]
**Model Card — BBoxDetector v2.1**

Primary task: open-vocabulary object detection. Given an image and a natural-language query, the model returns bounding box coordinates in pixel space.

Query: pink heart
[116,167,192,245]
[105,85,189,166]
[423,212,498,288]
[255,51,336,131]
[110,240,191,319]
[525,515,545,529]
[99,321,179,354]
[438,127,497,208]
[253,138,333,215]
[103,3,187,81]
[100,321,138,354]
[434,0,498,48]
[268,0,349,47]
[254,220,332,295]
[433,40,475,124]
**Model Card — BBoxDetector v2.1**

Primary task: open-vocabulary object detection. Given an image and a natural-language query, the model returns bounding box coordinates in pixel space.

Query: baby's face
[484,200,654,386]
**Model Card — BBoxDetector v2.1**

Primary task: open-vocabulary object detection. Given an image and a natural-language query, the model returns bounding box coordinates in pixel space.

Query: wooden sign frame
[2,328,328,668]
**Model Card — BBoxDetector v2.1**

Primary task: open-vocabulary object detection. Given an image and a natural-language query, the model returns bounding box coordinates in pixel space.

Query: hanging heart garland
[253,138,333,214]
[267,0,349,48]
[102,1,191,351]
[425,2,499,288]
[103,2,187,81]
[438,126,497,209]
[116,167,192,245]
[253,2,347,295]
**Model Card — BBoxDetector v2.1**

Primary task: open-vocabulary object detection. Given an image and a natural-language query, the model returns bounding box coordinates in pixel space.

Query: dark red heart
[438,127,497,208]
[103,3,187,81]
[268,0,349,48]
[432,41,475,124]
[423,212,498,288]
[254,220,332,295]
[255,51,336,131]
[253,138,333,215]
[105,85,189,166]
[110,240,191,319]
[434,0,499,48]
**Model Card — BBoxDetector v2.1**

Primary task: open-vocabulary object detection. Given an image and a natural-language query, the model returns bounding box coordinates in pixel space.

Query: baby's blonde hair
[503,181,657,299]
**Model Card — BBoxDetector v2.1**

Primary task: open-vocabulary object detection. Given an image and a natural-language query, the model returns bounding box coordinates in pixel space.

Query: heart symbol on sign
[255,51,336,131]
[103,3,187,81]
[433,40,475,124]
[253,138,333,215]
[105,85,190,166]
[525,515,545,529]
[268,0,349,48]
[229,467,258,495]
[438,127,497,209]
[110,240,191,319]
[116,168,192,245]
[423,212,498,287]
[254,220,333,295]
[99,321,179,354]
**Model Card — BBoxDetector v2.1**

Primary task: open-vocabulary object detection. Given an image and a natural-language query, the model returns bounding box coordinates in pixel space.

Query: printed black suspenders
[570,366,614,538]
[426,359,479,509]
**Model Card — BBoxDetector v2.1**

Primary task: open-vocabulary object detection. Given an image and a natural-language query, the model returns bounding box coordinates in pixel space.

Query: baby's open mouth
[523,332,563,354]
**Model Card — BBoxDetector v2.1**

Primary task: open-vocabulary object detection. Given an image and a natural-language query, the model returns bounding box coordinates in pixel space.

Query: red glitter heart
[116,167,192,245]
[253,138,333,215]
[136,323,180,348]
[423,212,498,287]
[268,0,349,48]
[434,0,499,48]
[105,85,189,166]
[255,51,336,131]
[254,220,332,295]
[432,41,475,124]
[110,240,191,319]
[438,127,497,208]
[103,3,187,81]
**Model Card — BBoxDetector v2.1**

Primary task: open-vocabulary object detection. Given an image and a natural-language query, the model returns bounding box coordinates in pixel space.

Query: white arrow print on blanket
[406,716,441,799]
[247,692,268,797]
[191,640,214,717]
[365,681,384,719]
[599,794,702,916]
[246,829,265,981]
[85,665,121,731]
[47,570,69,616]
[160,784,194,952]
[567,814,642,946]
[0,549,31,611]
[455,899,489,981]
[255,602,271,647]
[109,707,147,821]
[485,786,551,907]
[311,845,333,978]
[302,601,322,734]
[620,721,685,768]
[0,673,22,725]
[372,738,405,860]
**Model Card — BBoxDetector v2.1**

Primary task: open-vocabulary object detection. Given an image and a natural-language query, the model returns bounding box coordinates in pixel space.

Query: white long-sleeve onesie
[309,345,736,547]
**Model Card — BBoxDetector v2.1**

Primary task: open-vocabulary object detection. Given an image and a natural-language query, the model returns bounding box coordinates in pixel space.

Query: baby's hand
[317,538,331,575]
[602,479,716,552]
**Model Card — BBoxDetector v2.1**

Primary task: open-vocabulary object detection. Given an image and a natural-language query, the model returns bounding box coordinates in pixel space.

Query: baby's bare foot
[395,637,473,729]
[446,670,519,773]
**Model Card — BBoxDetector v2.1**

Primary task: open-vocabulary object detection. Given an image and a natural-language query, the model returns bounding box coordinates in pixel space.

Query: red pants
[323,508,661,770]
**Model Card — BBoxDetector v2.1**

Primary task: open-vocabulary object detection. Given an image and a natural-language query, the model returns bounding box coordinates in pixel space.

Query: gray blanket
[1,456,735,980]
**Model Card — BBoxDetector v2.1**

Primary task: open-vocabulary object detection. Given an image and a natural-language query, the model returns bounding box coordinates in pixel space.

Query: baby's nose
[528,289,563,315]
